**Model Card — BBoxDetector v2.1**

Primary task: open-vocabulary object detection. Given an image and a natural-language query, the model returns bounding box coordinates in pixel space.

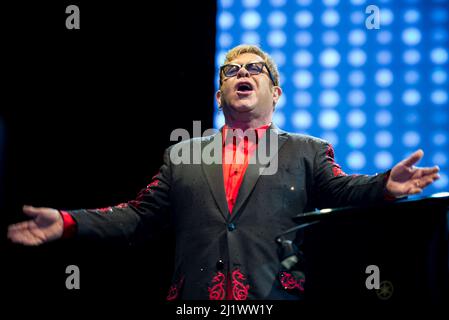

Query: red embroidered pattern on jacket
[166,276,184,301]
[136,179,160,202]
[279,271,305,292]
[144,179,160,193]
[131,173,161,208]
[231,269,250,300]
[95,202,129,213]
[208,272,226,300]
[326,144,347,177]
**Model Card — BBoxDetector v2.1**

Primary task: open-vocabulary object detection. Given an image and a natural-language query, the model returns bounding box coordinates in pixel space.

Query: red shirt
[222,124,270,214]
[60,124,271,235]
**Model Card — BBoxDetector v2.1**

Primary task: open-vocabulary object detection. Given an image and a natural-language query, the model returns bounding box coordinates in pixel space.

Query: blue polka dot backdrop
[215,0,449,195]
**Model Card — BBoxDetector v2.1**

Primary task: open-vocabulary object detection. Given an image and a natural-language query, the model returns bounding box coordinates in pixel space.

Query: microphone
[275,221,319,270]
[278,239,299,270]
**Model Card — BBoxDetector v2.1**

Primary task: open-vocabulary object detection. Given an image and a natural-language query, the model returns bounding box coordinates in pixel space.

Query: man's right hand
[7,205,63,246]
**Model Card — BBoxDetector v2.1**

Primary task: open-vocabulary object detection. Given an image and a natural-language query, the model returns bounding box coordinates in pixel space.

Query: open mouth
[235,82,254,93]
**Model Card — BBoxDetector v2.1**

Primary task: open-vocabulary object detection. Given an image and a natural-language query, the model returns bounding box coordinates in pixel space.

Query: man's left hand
[386,149,440,198]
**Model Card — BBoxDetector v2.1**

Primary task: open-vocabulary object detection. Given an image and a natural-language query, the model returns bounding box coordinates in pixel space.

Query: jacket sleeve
[66,148,172,243]
[312,141,391,209]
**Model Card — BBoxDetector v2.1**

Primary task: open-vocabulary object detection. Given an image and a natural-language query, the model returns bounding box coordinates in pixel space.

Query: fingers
[408,187,422,195]
[7,221,43,246]
[22,205,46,218]
[7,206,44,244]
[402,149,424,167]
[421,173,440,187]
[9,227,30,244]
[402,173,440,196]
[411,174,440,192]
[8,221,29,235]
[8,221,28,238]
[14,229,43,246]
[416,166,440,177]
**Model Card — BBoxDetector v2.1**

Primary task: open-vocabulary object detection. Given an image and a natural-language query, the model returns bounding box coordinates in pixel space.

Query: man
[7,45,440,300]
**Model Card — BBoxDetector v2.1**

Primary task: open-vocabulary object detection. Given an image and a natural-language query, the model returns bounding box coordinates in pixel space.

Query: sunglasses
[220,62,276,86]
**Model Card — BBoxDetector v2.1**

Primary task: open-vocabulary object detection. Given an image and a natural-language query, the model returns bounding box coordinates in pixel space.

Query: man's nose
[236,65,250,79]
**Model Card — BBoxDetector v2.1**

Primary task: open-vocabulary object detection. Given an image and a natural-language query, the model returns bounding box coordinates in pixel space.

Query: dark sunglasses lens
[223,65,240,77]
[246,63,263,74]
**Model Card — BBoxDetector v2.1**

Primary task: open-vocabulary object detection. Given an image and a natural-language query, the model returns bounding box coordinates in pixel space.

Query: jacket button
[216,259,224,270]
[228,223,236,231]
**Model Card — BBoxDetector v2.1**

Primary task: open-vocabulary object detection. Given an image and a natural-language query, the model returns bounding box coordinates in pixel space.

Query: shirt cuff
[60,210,77,239]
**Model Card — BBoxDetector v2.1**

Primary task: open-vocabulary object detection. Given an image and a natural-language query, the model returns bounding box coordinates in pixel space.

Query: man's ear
[216,89,222,107]
[272,86,282,106]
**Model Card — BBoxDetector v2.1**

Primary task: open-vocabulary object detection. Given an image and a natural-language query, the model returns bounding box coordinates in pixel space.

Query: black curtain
[1,0,216,310]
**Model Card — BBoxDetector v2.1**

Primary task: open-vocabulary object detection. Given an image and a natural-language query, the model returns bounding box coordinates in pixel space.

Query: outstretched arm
[312,143,440,209]
[7,148,173,246]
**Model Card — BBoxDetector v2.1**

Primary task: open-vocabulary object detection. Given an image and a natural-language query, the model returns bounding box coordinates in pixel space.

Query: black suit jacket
[68,125,390,300]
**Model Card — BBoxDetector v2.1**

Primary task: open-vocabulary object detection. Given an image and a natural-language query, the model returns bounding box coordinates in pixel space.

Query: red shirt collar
[222,123,271,146]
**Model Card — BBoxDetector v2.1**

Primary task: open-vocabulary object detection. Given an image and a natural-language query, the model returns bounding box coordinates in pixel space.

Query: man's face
[216,53,281,122]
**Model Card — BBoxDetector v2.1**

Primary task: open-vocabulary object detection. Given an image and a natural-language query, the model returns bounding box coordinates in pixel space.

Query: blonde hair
[219,44,280,87]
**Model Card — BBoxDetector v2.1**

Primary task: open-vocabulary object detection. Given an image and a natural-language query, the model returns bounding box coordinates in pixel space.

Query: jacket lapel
[201,131,230,220]
[230,124,288,222]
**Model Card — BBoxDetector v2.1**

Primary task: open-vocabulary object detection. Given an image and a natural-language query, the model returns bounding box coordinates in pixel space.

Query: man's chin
[229,104,255,113]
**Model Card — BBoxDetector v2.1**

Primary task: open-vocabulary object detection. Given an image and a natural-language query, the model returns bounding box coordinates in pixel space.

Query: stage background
[214,0,449,195]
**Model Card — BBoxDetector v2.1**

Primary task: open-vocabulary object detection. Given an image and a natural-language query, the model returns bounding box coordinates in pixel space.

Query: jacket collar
[201,123,288,221]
